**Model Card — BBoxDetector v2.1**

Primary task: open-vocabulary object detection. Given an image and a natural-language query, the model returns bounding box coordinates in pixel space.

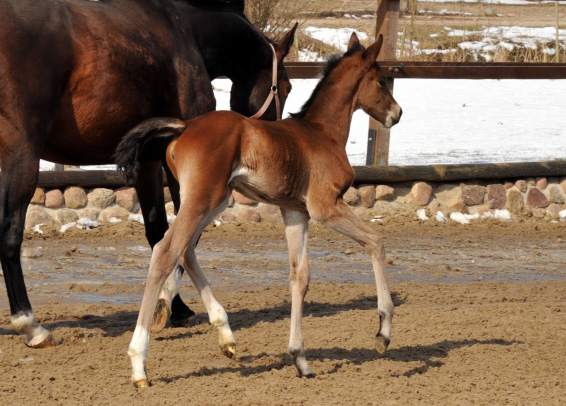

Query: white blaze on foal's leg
[11,312,57,348]
[128,326,150,386]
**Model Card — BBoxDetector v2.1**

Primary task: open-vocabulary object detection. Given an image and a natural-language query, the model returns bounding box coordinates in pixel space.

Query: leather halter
[250,42,281,120]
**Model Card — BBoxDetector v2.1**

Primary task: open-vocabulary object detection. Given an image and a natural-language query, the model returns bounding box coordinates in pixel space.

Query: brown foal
[117,33,402,387]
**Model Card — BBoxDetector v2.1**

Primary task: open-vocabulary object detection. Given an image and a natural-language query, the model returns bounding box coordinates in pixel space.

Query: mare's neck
[188,10,269,80]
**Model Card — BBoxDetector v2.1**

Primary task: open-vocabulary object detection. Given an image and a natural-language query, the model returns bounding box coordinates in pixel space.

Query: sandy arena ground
[1,218,565,405]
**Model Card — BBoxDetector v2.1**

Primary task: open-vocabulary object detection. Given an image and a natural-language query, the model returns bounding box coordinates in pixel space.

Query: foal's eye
[378,78,387,87]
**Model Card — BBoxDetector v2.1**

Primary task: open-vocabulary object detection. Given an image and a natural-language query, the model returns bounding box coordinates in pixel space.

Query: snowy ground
[213,77,566,166]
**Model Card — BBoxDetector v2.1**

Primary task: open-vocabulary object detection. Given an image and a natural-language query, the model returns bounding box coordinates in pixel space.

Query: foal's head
[230,24,298,121]
[343,33,402,128]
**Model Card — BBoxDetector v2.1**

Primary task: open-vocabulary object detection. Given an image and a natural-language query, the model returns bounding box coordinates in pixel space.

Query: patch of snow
[494,209,512,222]
[435,211,448,222]
[128,213,144,224]
[32,224,44,235]
[108,217,122,223]
[416,208,430,221]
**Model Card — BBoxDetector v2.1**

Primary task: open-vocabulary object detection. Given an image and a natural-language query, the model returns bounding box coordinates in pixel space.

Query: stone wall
[25,176,566,232]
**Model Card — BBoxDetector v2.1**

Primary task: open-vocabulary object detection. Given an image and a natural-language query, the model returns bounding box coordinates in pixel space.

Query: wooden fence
[45,0,566,185]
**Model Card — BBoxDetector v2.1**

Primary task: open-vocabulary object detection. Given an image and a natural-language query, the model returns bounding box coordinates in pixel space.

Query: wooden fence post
[366,0,400,166]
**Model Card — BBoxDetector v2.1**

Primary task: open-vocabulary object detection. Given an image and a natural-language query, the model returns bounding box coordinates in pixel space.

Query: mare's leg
[310,199,394,353]
[281,209,314,377]
[0,129,56,348]
[128,187,233,387]
[134,161,194,333]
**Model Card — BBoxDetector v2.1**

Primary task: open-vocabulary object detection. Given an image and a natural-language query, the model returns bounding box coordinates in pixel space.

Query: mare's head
[230,24,298,121]
[342,33,402,128]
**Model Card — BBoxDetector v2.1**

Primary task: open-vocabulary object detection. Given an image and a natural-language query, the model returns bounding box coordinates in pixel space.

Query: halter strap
[250,42,281,120]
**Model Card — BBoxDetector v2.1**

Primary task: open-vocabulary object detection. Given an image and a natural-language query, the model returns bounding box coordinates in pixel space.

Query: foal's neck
[302,79,358,149]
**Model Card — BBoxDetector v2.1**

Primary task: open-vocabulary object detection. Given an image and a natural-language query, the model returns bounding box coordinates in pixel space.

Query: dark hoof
[170,295,195,327]
[298,371,316,379]
[375,333,390,354]
[151,299,171,334]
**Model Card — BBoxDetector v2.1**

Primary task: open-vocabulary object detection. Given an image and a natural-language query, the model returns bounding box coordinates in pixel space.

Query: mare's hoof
[170,314,195,328]
[133,379,150,388]
[221,343,236,359]
[375,333,390,355]
[151,299,171,334]
[28,333,58,349]
[170,297,196,327]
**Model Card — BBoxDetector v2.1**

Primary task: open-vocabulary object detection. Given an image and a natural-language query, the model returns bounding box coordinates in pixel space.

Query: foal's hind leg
[281,209,314,377]
[134,161,194,333]
[310,199,394,354]
[0,133,56,348]
[128,190,233,386]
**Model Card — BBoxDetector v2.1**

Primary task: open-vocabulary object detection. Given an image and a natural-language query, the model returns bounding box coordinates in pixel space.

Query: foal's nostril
[398,108,403,119]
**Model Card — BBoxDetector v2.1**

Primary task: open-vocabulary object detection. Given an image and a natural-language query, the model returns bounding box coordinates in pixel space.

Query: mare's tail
[114,118,186,184]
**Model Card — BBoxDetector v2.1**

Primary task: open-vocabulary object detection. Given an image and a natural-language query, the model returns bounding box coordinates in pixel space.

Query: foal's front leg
[281,209,314,377]
[311,199,394,354]
[183,249,236,358]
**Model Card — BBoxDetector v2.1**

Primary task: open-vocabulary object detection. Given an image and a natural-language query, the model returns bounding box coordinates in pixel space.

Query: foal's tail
[114,118,187,184]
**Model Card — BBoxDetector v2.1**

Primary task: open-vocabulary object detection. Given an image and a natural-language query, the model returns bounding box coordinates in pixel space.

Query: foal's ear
[275,22,298,62]
[347,32,360,53]
[363,34,384,69]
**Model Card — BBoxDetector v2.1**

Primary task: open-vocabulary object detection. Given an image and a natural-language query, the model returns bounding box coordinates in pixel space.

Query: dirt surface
[1,218,565,405]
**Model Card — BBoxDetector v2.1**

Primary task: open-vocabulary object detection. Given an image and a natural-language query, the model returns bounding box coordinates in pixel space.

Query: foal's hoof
[221,343,236,359]
[375,333,390,355]
[133,379,150,388]
[27,333,58,349]
[151,299,171,334]
[297,370,316,379]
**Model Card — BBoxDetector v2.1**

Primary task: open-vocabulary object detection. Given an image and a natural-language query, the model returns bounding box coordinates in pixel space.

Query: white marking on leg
[11,313,52,347]
[128,326,150,383]
[158,265,182,307]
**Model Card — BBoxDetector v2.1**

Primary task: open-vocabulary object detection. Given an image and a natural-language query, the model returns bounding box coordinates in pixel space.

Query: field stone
[548,186,565,205]
[460,184,485,206]
[515,180,527,193]
[411,182,432,206]
[163,187,172,204]
[547,204,563,219]
[88,188,116,209]
[343,187,360,206]
[115,187,138,212]
[358,184,376,208]
[56,209,79,225]
[375,185,394,201]
[535,177,547,190]
[45,189,65,209]
[434,184,460,207]
[506,189,524,215]
[560,178,566,193]
[25,205,55,231]
[30,188,46,205]
[99,207,130,222]
[235,207,261,222]
[64,186,87,209]
[78,208,100,222]
[257,203,282,223]
[526,188,549,208]
[486,184,506,209]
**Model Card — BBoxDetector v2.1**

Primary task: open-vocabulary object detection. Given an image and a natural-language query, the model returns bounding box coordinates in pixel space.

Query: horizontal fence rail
[37,161,566,189]
[285,62,566,80]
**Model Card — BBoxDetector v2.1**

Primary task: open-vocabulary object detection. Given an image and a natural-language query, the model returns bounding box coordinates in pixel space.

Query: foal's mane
[289,41,365,119]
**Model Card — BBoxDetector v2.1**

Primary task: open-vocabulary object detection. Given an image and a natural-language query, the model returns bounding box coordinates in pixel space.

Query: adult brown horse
[0,0,296,348]
[116,33,402,386]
